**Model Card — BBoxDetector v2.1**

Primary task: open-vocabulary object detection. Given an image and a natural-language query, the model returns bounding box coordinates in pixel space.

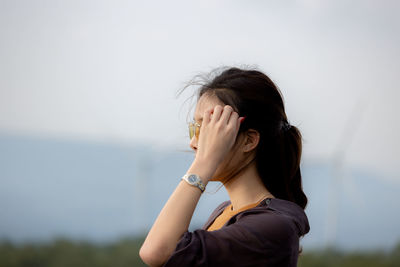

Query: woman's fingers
[208,105,240,131]
[202,108,213,125]
[226,108,238,125]
[219,105,234,125]
[210,105,224,123]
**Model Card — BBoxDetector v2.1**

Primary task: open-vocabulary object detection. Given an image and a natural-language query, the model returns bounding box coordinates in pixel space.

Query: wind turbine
[324,97,368,247]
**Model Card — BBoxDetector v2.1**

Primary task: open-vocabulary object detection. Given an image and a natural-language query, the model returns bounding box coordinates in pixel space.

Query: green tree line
[1,237,399,267]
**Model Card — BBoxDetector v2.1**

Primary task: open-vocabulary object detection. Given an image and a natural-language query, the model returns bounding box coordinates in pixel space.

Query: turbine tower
[324,98,367,247]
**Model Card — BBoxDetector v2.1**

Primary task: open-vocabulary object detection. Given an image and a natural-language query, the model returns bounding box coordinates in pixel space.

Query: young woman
[139,67,310,267]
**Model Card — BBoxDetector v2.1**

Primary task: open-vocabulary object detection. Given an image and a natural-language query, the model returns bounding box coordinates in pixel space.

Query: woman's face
[190,93,245,182]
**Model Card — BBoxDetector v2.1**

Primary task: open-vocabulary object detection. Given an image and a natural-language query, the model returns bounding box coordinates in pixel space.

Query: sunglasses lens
[189,123,194,139]
[188,122,200,140]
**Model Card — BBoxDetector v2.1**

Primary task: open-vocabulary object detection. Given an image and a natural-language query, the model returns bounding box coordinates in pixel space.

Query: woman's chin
[208,175,224,182]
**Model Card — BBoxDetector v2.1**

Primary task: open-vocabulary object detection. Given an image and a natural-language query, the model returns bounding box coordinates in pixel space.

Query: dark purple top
[162,198,310,267]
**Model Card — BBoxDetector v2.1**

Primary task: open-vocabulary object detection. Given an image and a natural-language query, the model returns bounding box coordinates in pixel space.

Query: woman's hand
[194,105,244,180]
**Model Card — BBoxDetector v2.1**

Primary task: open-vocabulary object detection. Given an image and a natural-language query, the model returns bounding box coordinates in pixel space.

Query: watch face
[188,175,196,183]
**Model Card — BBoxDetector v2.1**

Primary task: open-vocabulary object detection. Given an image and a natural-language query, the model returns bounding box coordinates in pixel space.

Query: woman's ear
[243,129,260,153]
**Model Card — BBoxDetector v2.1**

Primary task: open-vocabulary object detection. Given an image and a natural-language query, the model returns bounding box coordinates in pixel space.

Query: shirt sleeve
[161,211,300,267]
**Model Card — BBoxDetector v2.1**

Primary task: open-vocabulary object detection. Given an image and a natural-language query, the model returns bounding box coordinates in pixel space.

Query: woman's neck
[223,161,274,211]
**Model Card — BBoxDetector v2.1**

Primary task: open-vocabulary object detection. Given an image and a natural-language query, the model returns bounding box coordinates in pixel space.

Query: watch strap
[182,174,206,192]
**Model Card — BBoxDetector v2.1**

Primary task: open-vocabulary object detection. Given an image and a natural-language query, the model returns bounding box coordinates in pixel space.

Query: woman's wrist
[187,158,218,184]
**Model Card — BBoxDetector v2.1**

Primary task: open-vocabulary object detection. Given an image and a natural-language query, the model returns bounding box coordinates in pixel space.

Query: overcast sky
[0,0,399,181]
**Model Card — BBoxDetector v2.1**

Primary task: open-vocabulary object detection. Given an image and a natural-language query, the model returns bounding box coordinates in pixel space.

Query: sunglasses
[188,121,201,140]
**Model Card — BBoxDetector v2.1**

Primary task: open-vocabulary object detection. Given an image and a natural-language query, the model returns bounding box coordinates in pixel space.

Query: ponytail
[254,123,307,210]
[282,125,308,209]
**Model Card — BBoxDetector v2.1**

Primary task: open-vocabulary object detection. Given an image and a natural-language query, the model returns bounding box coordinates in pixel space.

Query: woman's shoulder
[203,197,309,237]
[232,198,310,237]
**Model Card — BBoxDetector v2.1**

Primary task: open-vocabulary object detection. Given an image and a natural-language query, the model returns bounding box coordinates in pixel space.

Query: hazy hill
[0,133,399,250]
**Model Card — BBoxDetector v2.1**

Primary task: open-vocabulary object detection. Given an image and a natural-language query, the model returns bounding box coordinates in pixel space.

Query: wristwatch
[182,174,206,193]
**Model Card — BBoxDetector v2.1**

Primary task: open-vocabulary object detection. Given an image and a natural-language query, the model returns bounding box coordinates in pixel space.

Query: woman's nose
[189,135,197,151]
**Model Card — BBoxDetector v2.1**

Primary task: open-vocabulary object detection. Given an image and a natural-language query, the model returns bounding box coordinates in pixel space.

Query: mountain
[0,133,399,250]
